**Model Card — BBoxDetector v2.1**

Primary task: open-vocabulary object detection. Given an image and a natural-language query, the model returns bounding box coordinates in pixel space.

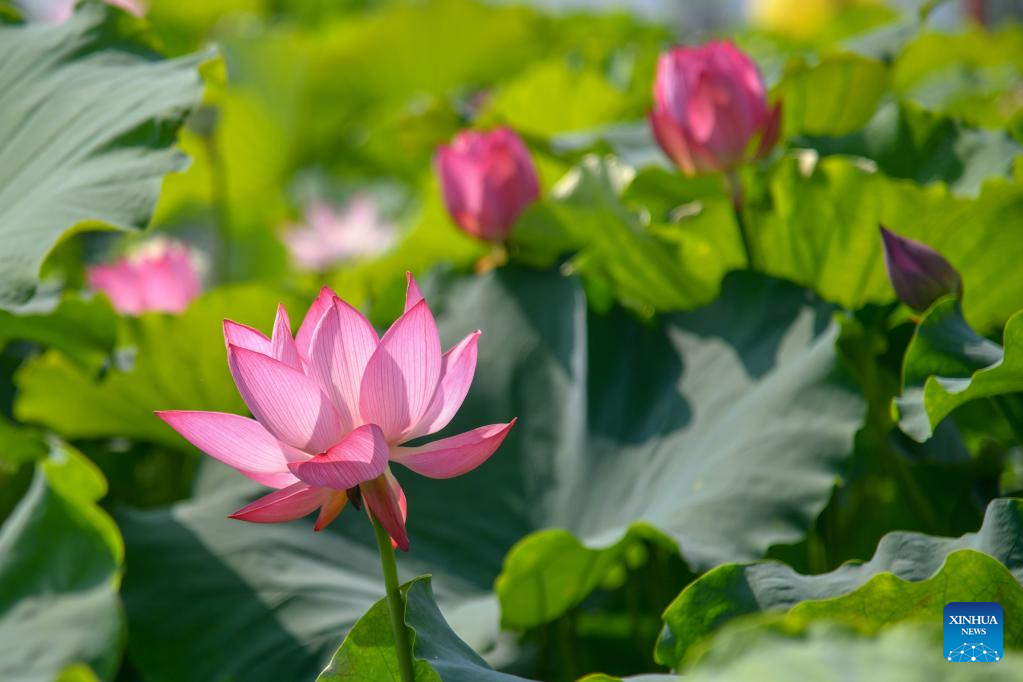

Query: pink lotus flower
[282,196,397,272]
[17,0,145,24]
[88,238,202,316]
[156,274,515,550]
[435,127,540,242]
[649,41,781,176]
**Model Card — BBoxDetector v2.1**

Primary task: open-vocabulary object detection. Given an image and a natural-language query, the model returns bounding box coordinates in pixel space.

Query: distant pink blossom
[157,274,515,550]
[88,238,202,316]
[282,197,397,272]
[17,0,145,24]
[435,127,540,242]
[650,41,781,176]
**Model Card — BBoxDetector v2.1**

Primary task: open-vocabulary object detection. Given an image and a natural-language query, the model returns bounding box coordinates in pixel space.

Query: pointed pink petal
[156,411,306,489]
[271,304,303,371]
[405,331,480,440]
[361,472,409,551]
[359,300,442,442]
[228,345,344,453]
[385,469,407,550]
[229,482,327,524]
[404,272,424,313]
[223,319,272,355]
[289,424,389,490]
[295,287,336,359]
[314,490,348,531]
[391,420,515,479]
[755,100,782,160]
[308,297,379,431]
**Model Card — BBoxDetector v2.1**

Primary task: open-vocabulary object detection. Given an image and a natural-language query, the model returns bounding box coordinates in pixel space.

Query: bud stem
[723,171,758,270]
[371,511,416,682]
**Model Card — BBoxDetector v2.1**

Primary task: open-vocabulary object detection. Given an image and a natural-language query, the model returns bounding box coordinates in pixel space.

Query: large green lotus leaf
[683,621,1023,681]
[479,60,642,138]
[656,497,1023,668]
[0,443,124,682]
[318,576,678,682]
[115,266,861,682]
[0,5,205,306]
[892,25,1023,128]
[779,53,888,137]
[895,298,1023,442]
[514,156,744,314]
[14,285,304,447]
[753,154,1023,333]
[795,102,1021,196]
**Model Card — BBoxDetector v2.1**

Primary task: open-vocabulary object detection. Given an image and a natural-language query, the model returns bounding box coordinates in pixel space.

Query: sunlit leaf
[0,5,205,305]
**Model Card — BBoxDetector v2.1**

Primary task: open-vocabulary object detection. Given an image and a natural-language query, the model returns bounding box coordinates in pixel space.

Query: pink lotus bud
[87,238,202,316]
[281,196,397,272]
[880,227,963,312]
[649,41,781,176]
[434,127,540,242]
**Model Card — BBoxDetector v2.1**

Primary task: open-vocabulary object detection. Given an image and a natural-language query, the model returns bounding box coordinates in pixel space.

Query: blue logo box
[944,602,1003,662]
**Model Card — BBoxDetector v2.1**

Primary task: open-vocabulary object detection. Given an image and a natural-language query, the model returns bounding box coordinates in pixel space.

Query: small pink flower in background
[649,41,781,176]
[88,238,202,316]
[156,274,515,550]
[282,196,397,272]
[435,127,540,242]
[17,0,145,24]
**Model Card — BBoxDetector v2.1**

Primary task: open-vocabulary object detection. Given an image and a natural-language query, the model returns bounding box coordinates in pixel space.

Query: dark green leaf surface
[896,298,1023,442]
[0,445,124,682]
[796,102,1021,196]
[116,266,861,681]
[656,497,1023,668]
[0,6,205,305]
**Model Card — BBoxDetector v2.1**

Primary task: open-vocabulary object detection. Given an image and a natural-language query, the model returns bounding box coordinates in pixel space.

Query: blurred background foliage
[1,0,1023,680]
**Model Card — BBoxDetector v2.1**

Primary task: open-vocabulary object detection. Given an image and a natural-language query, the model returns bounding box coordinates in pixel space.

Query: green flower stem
[371,512,415,682]
[723,171,758,271]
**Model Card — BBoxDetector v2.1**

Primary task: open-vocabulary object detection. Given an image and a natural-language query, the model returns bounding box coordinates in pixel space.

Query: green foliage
[779,53,888,137]
[0,5,205,305]
[0,294,116,371]
[2,1,1023,680]
[897,298,1023,442]
[682,621,1023,681]
[656,497,1023,668]
[319,575,679,682]
[14,285,304,446]
[752,155,1023,333]
[0,444,124,682]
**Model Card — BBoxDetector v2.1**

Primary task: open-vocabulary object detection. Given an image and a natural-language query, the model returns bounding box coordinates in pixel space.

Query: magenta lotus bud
[434,127,540,242]
[649,41,781,176]
[880,226,963,312]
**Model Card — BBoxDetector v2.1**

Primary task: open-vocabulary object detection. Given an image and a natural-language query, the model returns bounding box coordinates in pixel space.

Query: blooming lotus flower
[156,274,515,550]
[435,127,540,242]
[17,0,145,24]
[649,41,781,176]
[880,226,963,312]
[88,238,202,316]
[282,196,397,272]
